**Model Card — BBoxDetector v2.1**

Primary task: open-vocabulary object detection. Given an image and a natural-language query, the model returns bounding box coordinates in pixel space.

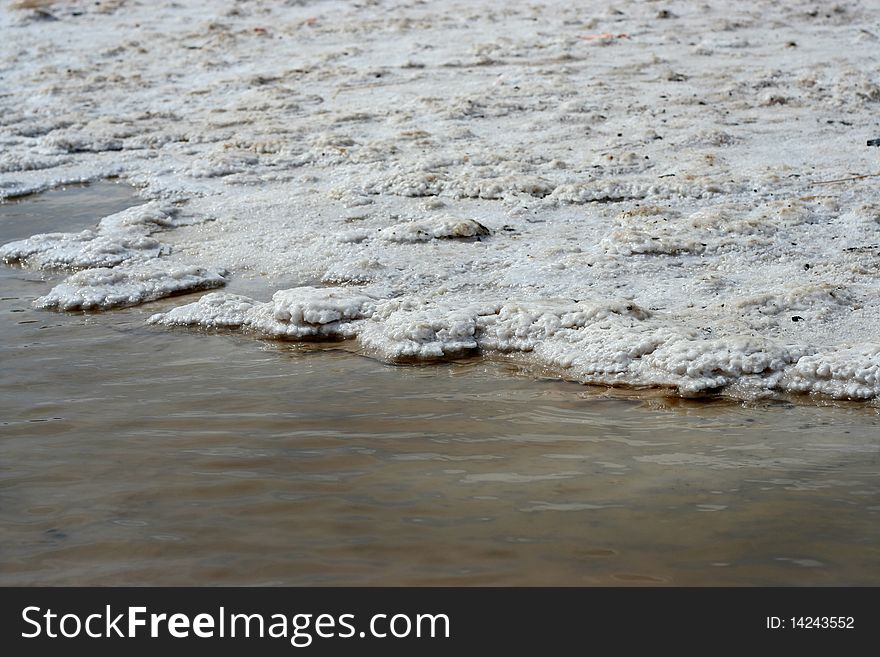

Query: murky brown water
[1,183,879,585]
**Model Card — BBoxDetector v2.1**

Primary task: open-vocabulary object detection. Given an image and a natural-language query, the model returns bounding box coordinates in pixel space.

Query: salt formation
[150,287,376,339]
[1,199,224,307]
[1,202,175,269]
[381,217,491,242]
[37,263,227,311]
[3,0,880,401]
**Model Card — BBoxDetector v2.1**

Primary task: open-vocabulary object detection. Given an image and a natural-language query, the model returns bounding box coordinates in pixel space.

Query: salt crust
[3,0,880,401]
[149,290,880,399]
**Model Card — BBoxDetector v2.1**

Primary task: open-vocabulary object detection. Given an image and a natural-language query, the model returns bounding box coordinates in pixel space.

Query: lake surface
[1,183,879,585]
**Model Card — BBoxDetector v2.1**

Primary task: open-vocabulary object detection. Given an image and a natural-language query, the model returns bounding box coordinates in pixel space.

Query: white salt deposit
[381,217,491,242]
[150,286,375,339]
[1,201,176,269]
[4,0,880,401]
[37,263,228,311]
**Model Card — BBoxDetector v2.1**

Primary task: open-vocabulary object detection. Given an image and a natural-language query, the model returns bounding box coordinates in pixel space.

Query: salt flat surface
[2,0,880,400]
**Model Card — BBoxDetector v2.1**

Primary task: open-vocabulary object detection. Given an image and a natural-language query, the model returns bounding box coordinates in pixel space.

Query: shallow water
[1,185,879,585]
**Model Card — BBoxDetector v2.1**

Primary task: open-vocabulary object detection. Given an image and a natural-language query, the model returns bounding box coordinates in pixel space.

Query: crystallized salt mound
[36,263,228,310]
[2,199,223,311]
[549,181,647,205]
[549,178,741,206]
[149,286,377,339]
[152,294,657,363]
[733,284,856,317]
[783,345,880,399]
[96,202,179,232]
[478,299,652,353]
[637,336,810,395]
[0,201,176,270]
[541,325,684,380]
[148,292,257,328]
[381,217,491,242]
[321,257,384,284]
[148,287,880,399]
[0,230,163,270]
[479,320,813,396]
[362,171,446,197]
[601,219,706,256]
[359,301,487,360]
[0,152,70,174]
[247,286,377,338]
[40,129,124,154]
[450,175,555,200]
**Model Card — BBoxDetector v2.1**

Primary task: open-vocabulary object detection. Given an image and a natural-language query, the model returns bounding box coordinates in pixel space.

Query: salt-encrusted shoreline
[3,0,880,400]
